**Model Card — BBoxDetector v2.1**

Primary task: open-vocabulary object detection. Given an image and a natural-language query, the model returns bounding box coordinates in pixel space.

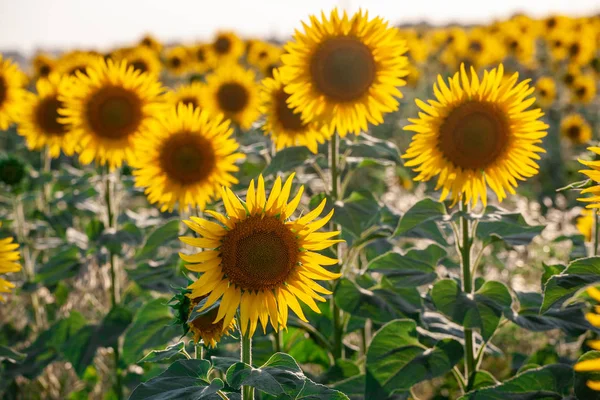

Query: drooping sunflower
[403,64,548,208]
[571,74,596,104]
[189,44,216,75]
[164,46,191,77]
[0,55,28,130]
[211,31,244,62]
[261,69,330,153]
[534,76,556,108]
[200,64,261,130]
[578,148,600,209]
[279,8,409,137]
[165,81,204,110]
[17,73,77,158]
[32,53,56,79]
[111,46,162,77]
[55,51,100,77]
[58,58,165,169]
[561,113,592,145]
[132,105,243,212]
[0,222,21,302]
[179,174,342,337]
[188,295,236,347]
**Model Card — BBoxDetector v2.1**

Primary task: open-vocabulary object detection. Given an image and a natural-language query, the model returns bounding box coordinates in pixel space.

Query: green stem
[460,202,476,388]
[104,169,122,400]
[329,133,344,361]
[40,147,51,214]
[241,331,254,400]
[274,329,283,353]
[196,343,204,359]
[594,212,599,256]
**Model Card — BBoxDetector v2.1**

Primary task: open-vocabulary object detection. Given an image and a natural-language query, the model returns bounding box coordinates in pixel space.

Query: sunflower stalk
[329,133,344,361]
[241,330,254,400]
[103,168,122,400]
[459,201,476,389]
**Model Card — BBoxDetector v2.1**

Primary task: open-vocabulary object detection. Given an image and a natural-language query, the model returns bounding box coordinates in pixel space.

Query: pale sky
[0,0,598,54]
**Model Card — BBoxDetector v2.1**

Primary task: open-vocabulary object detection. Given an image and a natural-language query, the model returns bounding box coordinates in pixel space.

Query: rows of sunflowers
[1,8,600,400]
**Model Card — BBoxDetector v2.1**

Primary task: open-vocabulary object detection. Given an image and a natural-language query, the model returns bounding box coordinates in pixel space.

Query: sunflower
[279,8,409,137]
[561,64,580,88]
[55,51,99,77]
[567,33,595,66]
[403,64,548,208]
[0,222,21,302]
[165,81,204,110]
[561,113,592,145]
[575,355,600,391]
[0,57,28,127]
[247,41,282,74]
[0,56,28,131]
[132,105,243,212]
[188,295,236,347]
[58,58,165,169]
[179,174,342,337]
[17,74,77,158]
[211,31,244,62]
[571,74,597,104]
[111,46,162,77]
[261,70,330,153]
[200,64,261,130]
[164,46,191,77]
[139,34,163,53]
[189,44,216,75]
[32,53,56,79]
[534,76,556,108]
[578,148,600,209]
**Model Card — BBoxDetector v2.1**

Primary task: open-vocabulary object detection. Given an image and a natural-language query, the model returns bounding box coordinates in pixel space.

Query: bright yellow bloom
[577,148,600,209]
[54,51,100,77]
[132,105,243,212]
[210,31,244,62]
[139,34,163,53]
[111,46,162,77]
[200,64,261,130]
[180,174,342,337]
[561,113,592,145]
[279,8,409,137]
[261,70,330,153]
[247,41,283,75]
[32,53,56,79]
[17,74,77,158]
[577,210,595,242]
[571,74,596,104]
[164,46,191,77]
[403,64,548,208]
[0,56,28,130]
[535,76,556,108]
[188,44,217,75]
[165,81,204,110]
[59,58,165,169]
[0,222,21,302]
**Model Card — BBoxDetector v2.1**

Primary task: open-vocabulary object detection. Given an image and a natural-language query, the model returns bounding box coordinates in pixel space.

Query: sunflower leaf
[263,146,314,176]
[393,198,448,245]
[136,219,181,261]
[475,209,545,248]
[367,244,444,287]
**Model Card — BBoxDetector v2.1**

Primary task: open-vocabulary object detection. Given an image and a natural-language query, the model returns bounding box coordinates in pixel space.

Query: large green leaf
[122,298,180,365]
[431,279,512,341]
[334,278,421,323]
[263,146,314,176]
[367,245,444,287]
[459,364,573,399]
[346,134,402,164]
[0,346,25,363]
[61,306,133,377]
[136,219,181,261]
[476,208,545,247]
[127,256,186,293]
[226,352,348,399]
[507,291,594,336]
[366,319,463,398]
[574,351,600,400]
[35,245,82,285]
[393,198,447,245]
[541,256,600,313]
[333,191,389,245]
[129,359,223,400]
[138,341,187,364]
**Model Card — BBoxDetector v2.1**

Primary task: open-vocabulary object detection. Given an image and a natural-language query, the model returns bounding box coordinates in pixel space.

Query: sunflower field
[2,8,600,400]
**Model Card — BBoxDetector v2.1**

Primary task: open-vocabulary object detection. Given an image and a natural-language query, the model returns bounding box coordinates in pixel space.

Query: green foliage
[542,256,600,313]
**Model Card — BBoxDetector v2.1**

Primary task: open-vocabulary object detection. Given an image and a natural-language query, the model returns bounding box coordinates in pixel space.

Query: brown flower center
[275,89,306,132]
[169,56,182,68]
[217,82,248,114]
[39,64,52,77]
[68,65,88,77]
[569,43,581,57]
[0,77,6,108]
[566,125,581,139]
[438,101,510,170]
[35,96,67,136]
[214,36,232,55]
[564,73,575,85]
[469,40,483,53]
[159,131,215,185]
[575,86,587,99]
[131,60,148,74]
[179,96,199,109]
[310,36,376,102]
[85,86,143,140]
[220,216,299,291]
[197,49,206,62]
